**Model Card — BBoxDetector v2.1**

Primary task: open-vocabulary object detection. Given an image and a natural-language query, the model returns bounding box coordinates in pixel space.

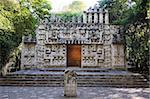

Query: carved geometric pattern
[82,45,104,66]
[22,45,35,66]
[43,45,66,66]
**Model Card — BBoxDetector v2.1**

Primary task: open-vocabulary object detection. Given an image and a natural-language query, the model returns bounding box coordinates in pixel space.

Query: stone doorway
[67,45,81,67]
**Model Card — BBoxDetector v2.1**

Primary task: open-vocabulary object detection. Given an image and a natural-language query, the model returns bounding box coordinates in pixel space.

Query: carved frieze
[45,23,107,44]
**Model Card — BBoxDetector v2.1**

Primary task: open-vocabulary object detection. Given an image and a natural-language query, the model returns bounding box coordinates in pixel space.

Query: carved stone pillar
[99,9,103,23]
[94,13,98,23]
[105,9,109,24]
[83,12,87,23]
[77,16,81,23]
[88,13,92,23]
[50,14,55,22]
[46,31,49,43]
[72,16,76,23]
[64,69,77,97]
[21,36,25,69]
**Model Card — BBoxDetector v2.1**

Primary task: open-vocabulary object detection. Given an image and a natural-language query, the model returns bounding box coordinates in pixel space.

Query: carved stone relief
[112,45,125,67]
[21,7,125,69]
[82,45,104,67]
[43,45,66,66]
[22,45,36,67]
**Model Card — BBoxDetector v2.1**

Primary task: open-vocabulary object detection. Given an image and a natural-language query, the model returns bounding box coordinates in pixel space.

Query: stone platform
[0,68,149,88]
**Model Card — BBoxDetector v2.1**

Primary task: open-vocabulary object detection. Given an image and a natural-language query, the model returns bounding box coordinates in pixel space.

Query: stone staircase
[0,68,149,88]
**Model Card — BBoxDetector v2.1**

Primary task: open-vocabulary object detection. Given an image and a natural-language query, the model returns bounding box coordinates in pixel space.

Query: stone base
[0,69,148,88]
[64,84,77,97]
[113,65,127,70]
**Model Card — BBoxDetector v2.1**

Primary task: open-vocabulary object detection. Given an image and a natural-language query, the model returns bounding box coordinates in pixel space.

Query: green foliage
[20,0,52,19]
[63,0,86,13]
[55,0,85,22]
[99,0,149,25]
[125,21,149,68]
[55,12,82,22]
[99,0,150,72]
[0,0,52,69]
[124,0,149,70]
[98,0,113,8]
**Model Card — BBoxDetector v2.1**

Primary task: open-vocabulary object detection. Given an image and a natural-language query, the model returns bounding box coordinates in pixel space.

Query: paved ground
[0,87,149,99]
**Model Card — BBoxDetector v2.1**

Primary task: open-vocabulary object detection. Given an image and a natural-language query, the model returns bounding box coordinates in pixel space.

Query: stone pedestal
[64,69,77,97]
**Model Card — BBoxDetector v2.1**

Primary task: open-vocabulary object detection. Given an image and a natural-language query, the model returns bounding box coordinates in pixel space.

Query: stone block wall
[43,44,66,67]
[21,44,36,69]
[112,44,126,69]
[21,5,126,69]
[81,45,104,67]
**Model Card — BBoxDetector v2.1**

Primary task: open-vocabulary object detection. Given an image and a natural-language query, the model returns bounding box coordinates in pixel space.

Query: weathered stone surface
[64,69,77,97]
[21,3,126,69]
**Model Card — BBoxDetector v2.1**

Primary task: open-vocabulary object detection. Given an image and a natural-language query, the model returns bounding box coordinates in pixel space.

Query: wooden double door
[67,45,81,67]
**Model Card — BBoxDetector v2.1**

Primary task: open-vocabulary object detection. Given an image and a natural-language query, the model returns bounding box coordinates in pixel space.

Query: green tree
[98,0,150,76]
[20,0,52,19]
[63,0,86,13]
[0,0,20,69]
[55,0,86,22]
[55,12,82,22]
[0,0,52,70]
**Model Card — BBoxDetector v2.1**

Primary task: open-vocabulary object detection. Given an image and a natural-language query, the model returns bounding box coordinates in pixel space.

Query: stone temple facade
[21,5,126,69]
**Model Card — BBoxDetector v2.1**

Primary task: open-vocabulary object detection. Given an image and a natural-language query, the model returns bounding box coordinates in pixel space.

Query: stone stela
[64,69,77,97]
[21,3,126,69]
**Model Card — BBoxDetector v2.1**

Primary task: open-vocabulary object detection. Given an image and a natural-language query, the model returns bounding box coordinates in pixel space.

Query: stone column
[72,16,76,23]
[88,13,92,23]
[50,14,54,22]
[105,9,109,24]
[94,13,98,23]
[99,9,103,23]
[64,69,77,97]
[83,12,87,23]
[21,36,25,70]
[77,16,81,23]
[46,31,49,43]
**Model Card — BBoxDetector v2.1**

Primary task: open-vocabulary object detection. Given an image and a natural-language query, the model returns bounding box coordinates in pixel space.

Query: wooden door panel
[67,45,81,67]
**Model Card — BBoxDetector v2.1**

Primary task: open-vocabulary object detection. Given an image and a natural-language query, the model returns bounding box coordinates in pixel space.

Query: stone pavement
[0,87,149,99]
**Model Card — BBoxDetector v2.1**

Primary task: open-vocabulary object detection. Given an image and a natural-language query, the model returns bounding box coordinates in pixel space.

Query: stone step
[0,84,62,87]
[6,73,64,76]
[0,83,148,88]
[77,84,149,88]
[0,79,147,84]
[0,80,147,85]
[0,77,146,82]
[5,72,145,78]
[0,79,147,86]
[39,68,111,72]
[0,80,146,86]
[3,75,143,79]
[0,81,146,86]
[0,69,148,88]
[0,80,63,84]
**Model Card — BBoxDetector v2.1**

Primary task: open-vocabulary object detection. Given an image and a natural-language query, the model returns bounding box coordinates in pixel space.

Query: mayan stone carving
[21,4,126,69]
[64,69,77,97]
